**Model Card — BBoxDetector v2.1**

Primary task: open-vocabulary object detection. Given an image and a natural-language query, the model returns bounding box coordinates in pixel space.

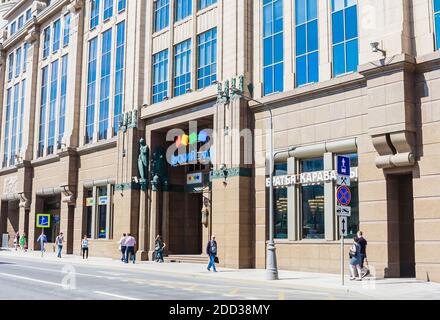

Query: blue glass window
[332,0,358,76]
[152,49,169,103]
[91,0,100,29]
[26,9,32,21]
[3,89,11,167]
[176,0,192,21]
[434,0,440,50]
[63,13,70,46]
[48,60,59,155]
[8,53,13,81]
[114,22,125,135]
[38,66,49,157]
[86,38,98,144]
[118,0,126,12]
[198,0,216,10]
[18,16,24,30]
[295,0,318,86]
[43,26,50,59]
[104,0,114,21]
[99,29,112,141]
[174,39,191,97]
[10,22,16,35]
[263,0,283,95]
[197,28,217,89]
[15,48,22,77]
[23,43,28,72]
[154,0,169,32]
[59,55,68,148]
[10,84,20,166]
[19,80,26,154]
[53,19,61,53]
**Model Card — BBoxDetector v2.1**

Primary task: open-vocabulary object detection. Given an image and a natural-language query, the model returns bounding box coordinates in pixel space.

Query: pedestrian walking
[349,236,363,281]
[206,235,218,272]
[154,235,166,263]
[124,233,136,264]
[14,232,20,251]
[36,232,48,257]
[357,231,369,278]
[19,232,27,252]
[118,233,127,262]
[55,232,64,258]
[82,235,89,259]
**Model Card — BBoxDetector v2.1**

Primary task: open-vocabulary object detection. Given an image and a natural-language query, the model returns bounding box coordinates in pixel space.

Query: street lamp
[229,87,278,280]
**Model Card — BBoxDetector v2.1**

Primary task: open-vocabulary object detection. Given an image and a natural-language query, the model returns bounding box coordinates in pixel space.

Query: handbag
[348,245,356,259]
[214,256,219,264]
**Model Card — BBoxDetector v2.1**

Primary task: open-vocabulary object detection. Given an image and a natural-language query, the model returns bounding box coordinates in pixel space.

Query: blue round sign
[337,186,351,206]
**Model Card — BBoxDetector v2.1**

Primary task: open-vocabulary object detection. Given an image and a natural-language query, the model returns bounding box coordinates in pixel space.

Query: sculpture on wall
[138,138,149,188]
[150,147,168,192]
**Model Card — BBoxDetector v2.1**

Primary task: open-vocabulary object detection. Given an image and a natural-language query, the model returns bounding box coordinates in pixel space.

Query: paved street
[0,250,439,300]
[0,254,357,300]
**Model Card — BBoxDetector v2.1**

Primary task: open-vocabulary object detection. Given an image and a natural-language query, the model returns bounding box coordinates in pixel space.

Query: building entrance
[40,196,61,243]
[387,174,416,278]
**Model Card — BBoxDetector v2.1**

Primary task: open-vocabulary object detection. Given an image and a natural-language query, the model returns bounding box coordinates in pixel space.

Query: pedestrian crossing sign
[36,214,51,228]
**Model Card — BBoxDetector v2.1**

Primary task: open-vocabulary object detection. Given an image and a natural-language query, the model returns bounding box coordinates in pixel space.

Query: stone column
[136,188,149,261]
[161,191,170,255]
[148,190,160,260]
[324,152,335,241]
[287,157,298,241]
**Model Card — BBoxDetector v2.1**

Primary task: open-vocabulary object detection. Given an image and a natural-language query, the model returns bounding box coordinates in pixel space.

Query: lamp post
[228,87,278,280]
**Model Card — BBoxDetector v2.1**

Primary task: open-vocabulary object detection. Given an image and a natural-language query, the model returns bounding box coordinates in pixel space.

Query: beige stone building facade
[0,0,439,283]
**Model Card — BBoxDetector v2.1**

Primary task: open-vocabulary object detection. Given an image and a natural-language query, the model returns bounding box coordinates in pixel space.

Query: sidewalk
[1,248,439,300]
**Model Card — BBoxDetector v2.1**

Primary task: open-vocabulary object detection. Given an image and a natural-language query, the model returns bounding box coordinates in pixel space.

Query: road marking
[0,272,63,287]
[229,288,239,295]
[201,290,214,294]
[94,291,139,300]
[278,292,285,300]
[9,264,107,279]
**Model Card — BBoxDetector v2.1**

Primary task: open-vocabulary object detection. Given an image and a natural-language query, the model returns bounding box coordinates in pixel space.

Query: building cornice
[141,86,217,120]
[31,154,60,167]
[76,138,117,156]
[249,72,365,113]
[415,50,440,73]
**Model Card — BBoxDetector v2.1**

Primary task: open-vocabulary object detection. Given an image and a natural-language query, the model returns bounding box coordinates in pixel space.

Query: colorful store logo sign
[187,172,203,185]
[266,168,358,188]
[171,130,211,166]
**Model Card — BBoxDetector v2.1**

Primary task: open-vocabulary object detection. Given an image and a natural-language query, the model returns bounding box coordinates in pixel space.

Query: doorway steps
[164,254,208,264]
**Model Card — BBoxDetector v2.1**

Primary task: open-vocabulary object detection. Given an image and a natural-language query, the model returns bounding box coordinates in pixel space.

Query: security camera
[370,42,379,52]
[370,42,386,56]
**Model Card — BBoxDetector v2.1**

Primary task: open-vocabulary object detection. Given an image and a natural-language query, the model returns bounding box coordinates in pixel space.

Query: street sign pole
[336,155,351,287]
[341,234,344,286]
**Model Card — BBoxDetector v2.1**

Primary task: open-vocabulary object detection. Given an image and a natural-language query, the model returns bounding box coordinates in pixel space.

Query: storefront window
[301,157,324,239]
[85,188,93,238]
[302,184,324,239]
[274,163,288,239]
[301,157,324,172]
[97,187,108,239]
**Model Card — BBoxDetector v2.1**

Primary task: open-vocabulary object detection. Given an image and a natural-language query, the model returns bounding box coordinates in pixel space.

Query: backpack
[210,241,217,255]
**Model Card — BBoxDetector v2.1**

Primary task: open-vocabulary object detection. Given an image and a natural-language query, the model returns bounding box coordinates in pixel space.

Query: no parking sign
[337,185,351,206]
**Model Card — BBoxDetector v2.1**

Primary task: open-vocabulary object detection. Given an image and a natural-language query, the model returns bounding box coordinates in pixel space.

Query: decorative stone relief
[4,176,18,195]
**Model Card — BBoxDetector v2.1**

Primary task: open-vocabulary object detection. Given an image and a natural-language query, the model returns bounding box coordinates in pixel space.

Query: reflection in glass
[302,184,324,239]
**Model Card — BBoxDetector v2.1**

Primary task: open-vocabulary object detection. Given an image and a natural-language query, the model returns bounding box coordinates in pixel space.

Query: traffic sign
[36,214,51,228]
[339,216,348,237]
[336,205,351,217]
[337,186,351,206]
[337,175,350,187]
[337,156,350,176]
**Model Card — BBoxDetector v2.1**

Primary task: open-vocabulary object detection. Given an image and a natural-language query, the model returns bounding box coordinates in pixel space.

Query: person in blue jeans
[206,235,218,272]
[55,233,64,258]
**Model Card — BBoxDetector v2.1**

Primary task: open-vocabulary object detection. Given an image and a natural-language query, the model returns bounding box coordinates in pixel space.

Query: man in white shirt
[118,233,127,262]
[124,234,136,264]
